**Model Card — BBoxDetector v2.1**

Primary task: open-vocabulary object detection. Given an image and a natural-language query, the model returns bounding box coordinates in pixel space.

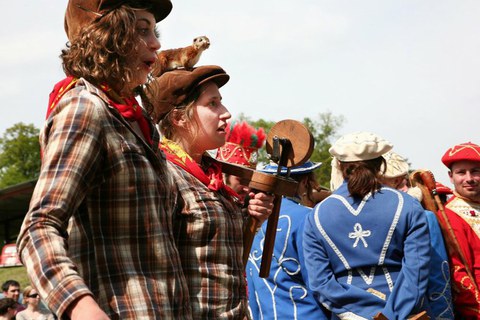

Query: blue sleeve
[424,210,454,319]
[303,209,386,318]
[381,201,431,319]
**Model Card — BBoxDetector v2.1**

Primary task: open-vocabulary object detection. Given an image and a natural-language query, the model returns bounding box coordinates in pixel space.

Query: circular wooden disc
[266,119,314,167]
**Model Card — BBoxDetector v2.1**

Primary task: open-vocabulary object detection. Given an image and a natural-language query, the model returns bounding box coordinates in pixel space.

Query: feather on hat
[216,120,266,168]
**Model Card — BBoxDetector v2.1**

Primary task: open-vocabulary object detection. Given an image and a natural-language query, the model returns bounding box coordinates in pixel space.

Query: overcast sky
[1,0,478,187]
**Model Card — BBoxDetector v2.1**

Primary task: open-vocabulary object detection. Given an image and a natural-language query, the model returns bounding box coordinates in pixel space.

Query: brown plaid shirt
[170,162,248,319]
[17,78,192,319]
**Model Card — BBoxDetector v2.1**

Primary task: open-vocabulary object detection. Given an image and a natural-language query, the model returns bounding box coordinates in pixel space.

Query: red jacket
[438,194,480,319]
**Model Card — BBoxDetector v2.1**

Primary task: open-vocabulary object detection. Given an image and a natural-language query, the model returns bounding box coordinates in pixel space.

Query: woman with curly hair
[17,1,192,319]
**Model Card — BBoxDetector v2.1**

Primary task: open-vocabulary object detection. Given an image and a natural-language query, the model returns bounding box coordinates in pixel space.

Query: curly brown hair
[61,4,151,98]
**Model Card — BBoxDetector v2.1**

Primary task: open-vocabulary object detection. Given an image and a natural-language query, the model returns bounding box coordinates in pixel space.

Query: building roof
[0,179,36,223]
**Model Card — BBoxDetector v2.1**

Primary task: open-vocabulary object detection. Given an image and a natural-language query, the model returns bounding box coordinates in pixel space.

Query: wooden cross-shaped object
[215,119,314,277]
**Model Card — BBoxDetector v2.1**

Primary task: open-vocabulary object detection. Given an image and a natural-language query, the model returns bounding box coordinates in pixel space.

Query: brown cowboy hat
[65,0,173,41]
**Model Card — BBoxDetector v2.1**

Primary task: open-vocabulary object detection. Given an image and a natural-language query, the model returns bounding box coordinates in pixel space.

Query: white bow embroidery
[348,223,371,248]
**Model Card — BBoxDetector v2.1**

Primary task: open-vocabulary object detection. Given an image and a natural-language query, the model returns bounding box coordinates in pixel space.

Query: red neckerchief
[100,84,152,145]
[160,138,239,199]
[46,77,152,145]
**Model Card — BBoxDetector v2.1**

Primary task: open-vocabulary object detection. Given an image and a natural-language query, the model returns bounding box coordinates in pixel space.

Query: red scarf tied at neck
[160,138,240,200]
[47,77,152,145]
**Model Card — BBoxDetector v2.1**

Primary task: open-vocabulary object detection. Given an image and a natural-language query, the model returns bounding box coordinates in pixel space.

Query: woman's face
[128,9,160,90]
[26,289,40,307]
[188,82,231,153]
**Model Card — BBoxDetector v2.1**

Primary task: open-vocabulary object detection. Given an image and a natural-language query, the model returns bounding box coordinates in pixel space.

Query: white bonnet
[382,151,409,178]
[329,131,393,162]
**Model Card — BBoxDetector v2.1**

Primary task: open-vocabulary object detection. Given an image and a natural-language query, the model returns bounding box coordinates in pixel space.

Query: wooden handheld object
[374,311,429,320]
[216,119,314,277]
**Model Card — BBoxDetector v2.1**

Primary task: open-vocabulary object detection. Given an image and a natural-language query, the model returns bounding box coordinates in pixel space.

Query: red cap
[441,142,480,168]
[216,121,266,168]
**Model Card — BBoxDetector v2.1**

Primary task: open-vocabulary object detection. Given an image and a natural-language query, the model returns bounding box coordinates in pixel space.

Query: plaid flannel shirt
[17,79,192,319]
[169,162,248,319]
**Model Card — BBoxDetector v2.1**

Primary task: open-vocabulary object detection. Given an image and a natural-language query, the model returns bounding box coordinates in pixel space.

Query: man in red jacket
[440,142,480,319]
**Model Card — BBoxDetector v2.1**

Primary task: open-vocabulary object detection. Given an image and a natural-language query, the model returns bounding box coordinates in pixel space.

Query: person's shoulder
[379,186,418,203]
[59,78,109,109]
[15,309,27,319]
[281,198,312,222]
[166,160,188,178]
[51,78,116,126]
[281,197,310,212]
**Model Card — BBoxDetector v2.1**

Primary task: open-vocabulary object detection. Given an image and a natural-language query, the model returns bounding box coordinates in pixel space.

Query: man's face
[226,175,250,201]
[4,285,20,301]
[449,160,480,202]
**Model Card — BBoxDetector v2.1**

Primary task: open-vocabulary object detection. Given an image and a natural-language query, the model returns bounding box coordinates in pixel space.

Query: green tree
[234,111,345,188]
[302,112,345,187]
[0,123,41,188]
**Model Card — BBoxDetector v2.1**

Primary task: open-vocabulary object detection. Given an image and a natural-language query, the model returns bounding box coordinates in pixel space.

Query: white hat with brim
[329,131,393,162]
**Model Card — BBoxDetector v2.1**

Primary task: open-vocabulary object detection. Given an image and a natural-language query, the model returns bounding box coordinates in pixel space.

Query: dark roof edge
[0,179,37,200]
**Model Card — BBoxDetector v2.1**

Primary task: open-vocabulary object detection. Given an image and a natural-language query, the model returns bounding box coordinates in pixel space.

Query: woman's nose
[151,36,161,51]
[221,105,231,120]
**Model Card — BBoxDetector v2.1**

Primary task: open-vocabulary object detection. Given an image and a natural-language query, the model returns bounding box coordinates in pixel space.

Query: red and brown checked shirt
[167,157,249,319]
[438,194,480,318]
[17,78,192,319]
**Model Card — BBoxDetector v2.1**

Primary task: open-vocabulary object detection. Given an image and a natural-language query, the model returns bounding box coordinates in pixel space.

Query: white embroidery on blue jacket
[348,223,371,248]
[249,214,307,320]
[314,188,403,291]
[429,260,454,319]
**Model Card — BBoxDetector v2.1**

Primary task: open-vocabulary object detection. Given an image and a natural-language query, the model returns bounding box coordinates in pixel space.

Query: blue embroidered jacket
[303,183,431,319]
[247,198,329,320]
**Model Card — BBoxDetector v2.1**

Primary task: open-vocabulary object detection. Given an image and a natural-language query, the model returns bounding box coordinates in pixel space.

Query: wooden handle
[408,311,430,320]
[259,195,282,277]
[373,313,388,320]
[243,217,260,266]
[374,311,429,320]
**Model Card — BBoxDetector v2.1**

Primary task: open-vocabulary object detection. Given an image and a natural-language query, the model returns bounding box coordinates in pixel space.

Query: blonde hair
[22,285,33,298]
[22,286,36,304]
[158,87,202,141]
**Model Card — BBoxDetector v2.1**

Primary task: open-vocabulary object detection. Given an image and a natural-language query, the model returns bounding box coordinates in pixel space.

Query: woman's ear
[171,109,186,127]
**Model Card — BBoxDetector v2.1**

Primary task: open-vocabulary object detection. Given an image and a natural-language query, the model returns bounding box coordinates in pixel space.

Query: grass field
[0,266,30,289]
